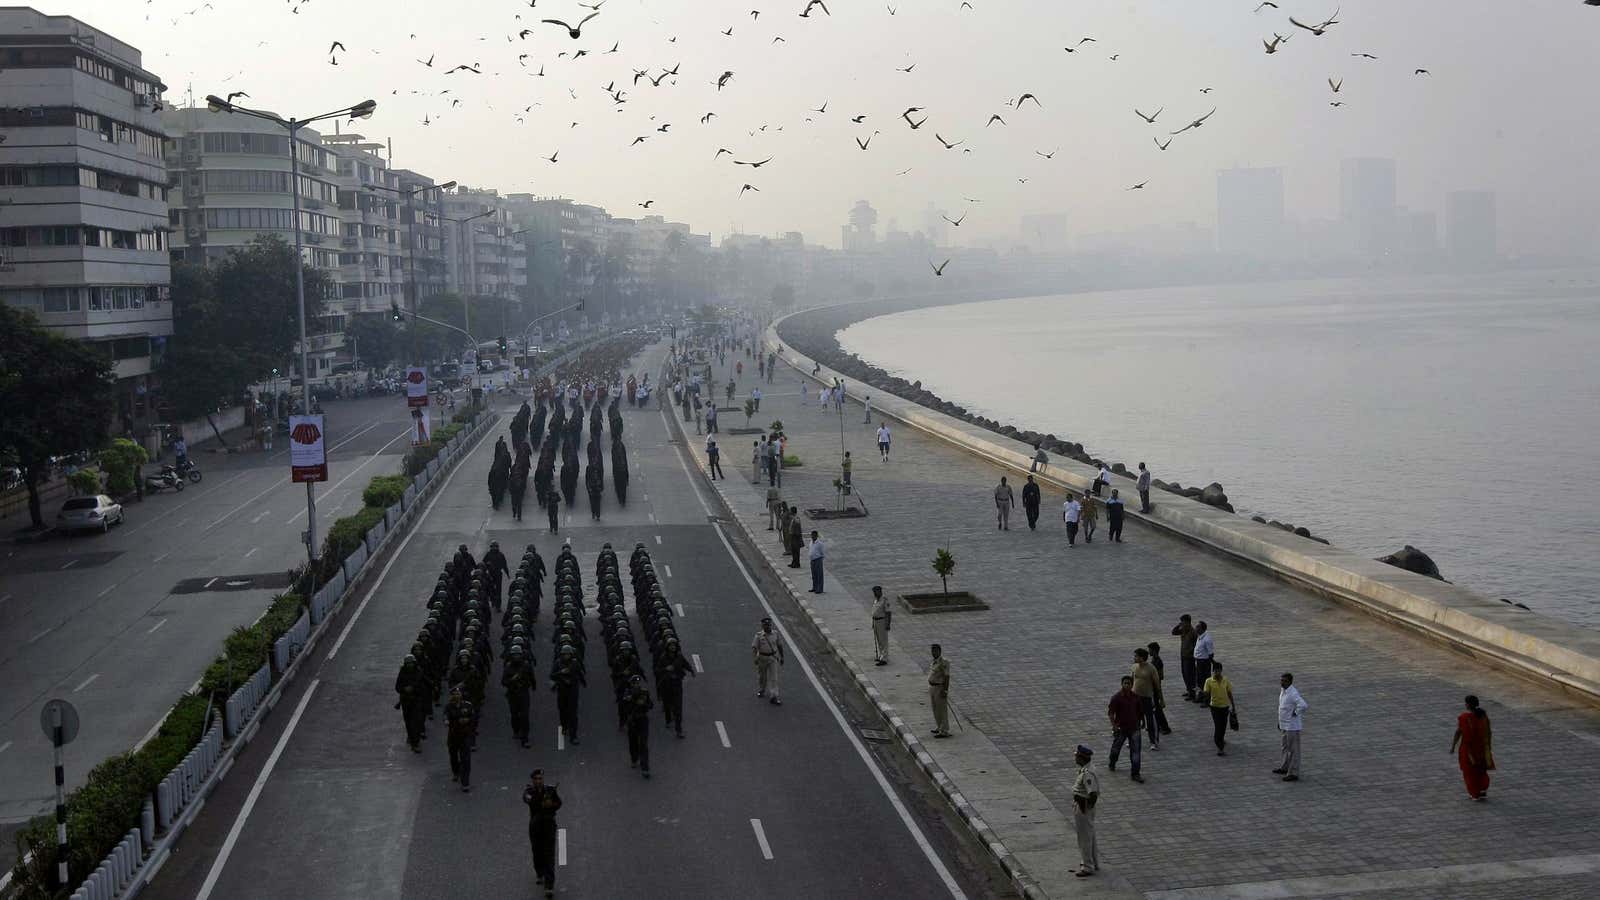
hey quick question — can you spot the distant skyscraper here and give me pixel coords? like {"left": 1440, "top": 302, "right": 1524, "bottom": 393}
{"left": 842, "top": 200, "right": 878, "bottom": 251}
{"left": 1216, "top": 167, "right": 1285, "bottom": 256}
{"left": 1445, "top": 191, "right": 1497, "bottom": 261}
{"left": 1340, "top": 158, "right": 1397, "bottom": 257}
{"left": 922, "top": 204, "right": 949, "bottom": 248}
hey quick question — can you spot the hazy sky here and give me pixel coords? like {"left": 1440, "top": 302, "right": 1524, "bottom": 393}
{"left": 54, "top": 0, "right": 1600, "bottom": 252}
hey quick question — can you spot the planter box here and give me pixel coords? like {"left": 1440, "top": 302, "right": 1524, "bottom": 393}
{"left": 899, "top": 591, "right": 989, "bottom": 614}
{"left": 726, "top": 427, "right": 766, "bottom": 435}
{"left": 806, "top": 507, "right": 868, "bottom": 520}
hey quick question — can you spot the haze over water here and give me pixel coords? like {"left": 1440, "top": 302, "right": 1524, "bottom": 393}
{"left": 839, "top": 270, "right": 1600, "bottom": 628}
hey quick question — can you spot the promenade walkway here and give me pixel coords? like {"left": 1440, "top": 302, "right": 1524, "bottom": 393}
{"left": 680, "top": 343, "right": 1600, "bottom": 899}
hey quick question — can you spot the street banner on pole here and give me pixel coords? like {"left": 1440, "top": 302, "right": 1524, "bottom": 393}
{"left": 410, "top": 407, "right": 432, "bottom": 446}
{"left": 405, "top": 367, "right": 428, "bottom": 408}
{"left": 289, "top": 415, "right": 328, "bottom": 482}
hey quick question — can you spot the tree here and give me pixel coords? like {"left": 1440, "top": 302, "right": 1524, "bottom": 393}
{"left": 161, "top": 235, "right": 330, "bottom": 420}
{"left": 343, "top": 313, "right": 402, "bottom": 369}
{"left": 0, "top": 305, "right": 116, "bottom": 527}
{"left": 98, "top": 438, "right": 148, "bottom": 496}
{"left": 931, "top": 547, "right": 956, "bottom": 595}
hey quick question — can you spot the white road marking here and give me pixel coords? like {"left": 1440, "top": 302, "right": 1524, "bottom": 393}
{"left": 715, "top": 720, "right": 731, "bottom": 748}
{"left": 27, "top": 626, "right": 56, "bottom": 644}
{"left": 211, "top": 423, "right": 404, "bottom": 530}
{"left": 204, "top": 577, "right": 219, "bottom": 589}
{"left": 72, "top": 673, "right": 100, "bottom": 692}
{"left": 648, "top": 512, "right": 656, "bottom": 523}
{"left": 0, "top": 741, "right": 13, "bottom": 755}
{"left": 750, "top": 818, "right": 773, "bottom": 860}
{"left": 0, "top": 594, "right": 12, "bottom": 605}
{"left": 558, "top": 829, "right": 567, "bottom": 866}
{"left": 675, "top": 603, "right": 685, "bottom": 617}
{"left": 97, "top": 584, "right": 116, "bottom": 598}
{"left": 643, "top": 493, "right": 649, "bottom": 502}
{"left": 153, "top": 552, "right": 170, "bottom": 563}
{"left": 327, "top": 426, "right": 493, "bottom": 661}
{"left": 147, "top": 618, "right": 168, "bottom": 635}
{"left": 250, "top": 511, "right": 270, "bottom": 524}
{"left": 243, "top": 547, "right": 258, "bottom": 559}
{"left": 654, "top": 535, "right": 662, "bottom": 545}
{"left": 663, "top": 564, "right": 673, "bottom": 578}
{"left": 59, "top": 559, "right": 77, "bottom": 570}
{"left": 691, "top": 653, "right": 703, "bottom": 673}
{"left": 195, "top": 678, "right": 321, "bottom": 900}
{"left": 557, "top": 726, "right": 565, "bottom": 751}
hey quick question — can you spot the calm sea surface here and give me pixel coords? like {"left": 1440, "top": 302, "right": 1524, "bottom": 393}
{"left": 837, "top": 270, "right": 1600, "bottom": 628}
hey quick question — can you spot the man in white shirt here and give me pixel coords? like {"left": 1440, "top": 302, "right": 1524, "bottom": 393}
{"left": 1063, "top": 496, "right": 1082, "bottom": 546}
{"left": 751, "top": 386, "right": 762, "bottom": 412}
{"left": 808, "top": 530, "right": 826, "bottom": 594}
{"left": 1094, "top": 464, "right": 1111, "bottom": 496}
{"left": 1274, "top": 673, "right": 1308, "bottom": 781}
{"left": 876, "top": 423, "right": 891, "bottom": 461}
{"left": 1192, "top": 622, "right": 1215, "bottom": 702}
{"left": 862, "top": 395, "right": 872, "bottom": 424}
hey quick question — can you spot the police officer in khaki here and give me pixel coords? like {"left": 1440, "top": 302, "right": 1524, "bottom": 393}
{"left": 870, "top": 586, "right": 892, "bottom": 666}
{"left": 928, "top": 644, "right": 952, "bottom": 737}
{"left": 752, "top": 617, "right": 784, "bottom": 705}
{"left": 1072, "top": 744, "right": 1101, "bottom": 877}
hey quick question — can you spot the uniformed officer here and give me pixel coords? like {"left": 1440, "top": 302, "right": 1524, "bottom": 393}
{"left": 503, "top": 647, "right": 535, "bottom": 748}
{"left": 928, "top": 644, "right": 952, "bottom": 738}
{"left": 445, "top": 686, "right": 475, "bottom": 792}
{"left": 1072, "top": 745, "right": 1101, "bottom": 877}
{"left": 483, "top": 541, "right": 510, "bottom": 610}
{"left": 869, "top": 585, "right": 892, "bottom": 666}
{"left": 546, "top": 491, "right": 561, "bottom": 534}
{"left": 394, "top": 655, "right": 429, "bottom": 751}
{"left": 524, "top": 769, "right": 563, "bottom": 897}
{"left": 752, "top": 617, "right": 784, "bottom": 705}
{"left": 655, "top": 637, "right": 695, "bottom": 738}
{"left": 552, "top": 646, "right": 585, "bottom": 745}
{"left": 623, "top": 673, "right": 653, "bottom": 778}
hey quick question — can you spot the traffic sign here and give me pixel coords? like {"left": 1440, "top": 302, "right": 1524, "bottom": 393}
{"left": 289, "top": 414, "right": 328, "bottom": 483}
{"left": 41, "top": 699, "right": 79, "bottom": 745}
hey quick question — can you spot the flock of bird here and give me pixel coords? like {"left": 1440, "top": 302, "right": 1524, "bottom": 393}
{"left": 141, "top": 1, "right": 1600, "bottom": 278}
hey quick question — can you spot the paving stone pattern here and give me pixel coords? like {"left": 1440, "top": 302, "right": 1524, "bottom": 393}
{"left": 732, "top": 358, "right": 1600, "bottom": 897}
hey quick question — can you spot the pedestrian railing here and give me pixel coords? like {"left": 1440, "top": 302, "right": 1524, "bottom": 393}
{"left": 364, "top": 520, "right": 386, "bottom": 556}
{"left": 154, "top": 721, "right": 222, "bottom": 831}
{"left": 402, "top": 483, "right": 417, "bottom": 509}
{"left": 67, "top": 826, "right": 143, "bottom": 900}
{"left": 223, "top": 663, "right": 270, "bottom": 739}
{"left": 342, "top": 543, "right": 368, "bottom": 584}
{"left": 425, "top": 458, "right": 440, "bottom": 479}
{"left": 385, "top": 502, "right": 402, "bottom": 531}
{"left": 271, "top": 610, "right": 311, "bottom": 675}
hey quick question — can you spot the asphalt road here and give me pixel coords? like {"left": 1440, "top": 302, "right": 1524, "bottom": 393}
{"left": 0, "top": 393, "right": 425, "bottom": 868}
{"left": 142, "top": 343, "right": 997, "bottom": 900}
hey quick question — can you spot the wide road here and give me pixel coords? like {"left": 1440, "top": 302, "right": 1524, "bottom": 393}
{"left": 144, "top": 341, "right": 994, "bottom": 900}
{"left": 0, "top": 393, "right": 423, "bottom": 868}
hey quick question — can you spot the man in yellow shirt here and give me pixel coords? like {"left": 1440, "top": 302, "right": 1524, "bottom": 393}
{"left": 1204, "top": 662, "right": 1236, "bottom": 756}
{"left": 1131, "top": 648, "right": 1162, "bottom": 750}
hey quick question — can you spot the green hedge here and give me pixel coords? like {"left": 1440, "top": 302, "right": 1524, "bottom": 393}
{"left": 315, "top": 505, "right": 384, "bottom": 584}
{"left": 402, "top": 421, "right": 465, "bottom": 476}
{"left": 361, "top": 474, "right": 408, "bottom": 509}
{"left": 198, "top": 592, "right": 305, "bottom": 703}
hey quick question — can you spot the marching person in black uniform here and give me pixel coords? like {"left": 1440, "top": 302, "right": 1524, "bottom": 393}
{"left": 655, "top": 637, "right": 695, "bottom": 738}
{"left": 503, "top": 646, "right": 535, "bottom": 748}
{"left": 524, "top": 769, "right": 563, "bottom": 898}
{"left": 483, "top": 541, "right": 510, "bottom": 611}
{"left": 546, "top": 491, "right": 561, "bottom": 535}
{"left": 395, "top": 655, "right": 430, "bottom": 752}
{"left": 623, "top": 673, "right": 653, "bottom": 778}
{"left": 445, "top": 686, "right": 475, "bottom": 792}
{"left": 552, "top": 646, "right": 584, "bottom": 745}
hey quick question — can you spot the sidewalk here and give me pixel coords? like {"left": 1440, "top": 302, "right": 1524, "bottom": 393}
{"left": 671, "top": 347, "right": 1600, "bottom": 899}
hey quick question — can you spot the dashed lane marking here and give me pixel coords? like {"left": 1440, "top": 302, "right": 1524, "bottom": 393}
{"left": 59, "top": 559, "right": 77, "bottom": 570}
{"left": 0, "top": 741, "right": 11, "bottom": 755}
{"left": 558, "top": 829, "right": 567, "bottom": 866}
{"left": 250, "top": 510, "right": 270, "bottom": 524}
{"left": 147, "top": 618, "right": 168, "bottom": 635}
{"left": 750, "top": 819, "right": 773, "bottom": 860}
{"left": 675, "top": 603, "right": 685, "bottom": 617}
{"left": 97, "top": 584, "right": 115, "bottom": 598}
{"left": 654, "top": 535, "right": 662, "bottom": 545}
{"left": 244, "top": 547, "right": 258, "bottom": 559}
{"left": 72, "top": 673, "right": 100, "bottom": 692}
{"left": 691, "top": 653, "right": 703, "bottom": 673}
{"left": 663, "top": 564, "right": 672, "bottom": 578}
{"left": 716, "top": 720, "right": 731, "bottom": 748}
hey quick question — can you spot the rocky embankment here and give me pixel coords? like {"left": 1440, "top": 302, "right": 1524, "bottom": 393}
{"left": 776, "top": 302, "right": 1449, "bottom": 579}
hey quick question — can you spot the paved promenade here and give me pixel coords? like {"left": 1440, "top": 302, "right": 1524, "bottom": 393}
{"left": 683, "top": 343, "right": 1600, "bottom": 898}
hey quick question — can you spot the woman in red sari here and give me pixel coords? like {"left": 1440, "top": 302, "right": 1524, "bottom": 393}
{"left": 1450, "top": 695, "right": 1494, "bottom": 800}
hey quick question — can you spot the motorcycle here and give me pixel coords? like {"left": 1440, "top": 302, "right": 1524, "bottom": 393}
{"left": 175, "top": 458, "right": 203, "bottom": 484}
{"left": 144, "top": 465, "right": 185, "bottom": 493}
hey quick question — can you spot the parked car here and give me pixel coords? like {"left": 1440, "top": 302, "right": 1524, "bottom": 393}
{"left": 57, "top": 495, "right": 124, "bottom": 534}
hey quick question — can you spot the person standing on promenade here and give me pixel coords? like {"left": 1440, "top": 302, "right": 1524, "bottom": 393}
{"left": 1136, "top": 462, "right": 1153, "bottom": 513}
{"left": 1451, "top": 695, "right": 1495, "bottom": 800}
{"left": 1071, "top": 746, "right": 1100, "bottom": 878}
{"left": 808, "top": 529, "right": 827, "bottom": 593}
{"left": 877, "top": 423, "right": 892, "bottom": 461}
{"left": 1022, "top": 475, "right": 1042, "bottom": 530}
{"left": 1171, "top": 615, "right": 1198, "bottom": 700}
{"left": 754, "top": 439, "right": 765, "bottom": 484}
{"left": 1030, "top": 443, "right": 1049, "bottom": 474}
{"left": 1107, "top": 675, "right": 1145, "bottom": 782}
{"left": 841, "top": 451, "right": 853, "bottom": 492}
{"left": 1106, "top": 489, "right": 1126, "bottom": 542}
{"left": 751, "top": 386, "right": 762, "bottom": 412}
{"left": 1193, "top": 621, "right": 1215, "bottom": 703}
{"left": 1204, "top": 662, "right": 1236, "bottom": 756}
{"left": 800, "top": 381, "right": 808, "bottom": 406}
{"left": 863, "top": 395, "right": 873, "bottom": 424}
{"left": 523, "top": 770, "right": 562, "bottom": 898}
{"left": 1147, "top": 642, "right": 1173, "bottom": 736}
{"left": 1080, "top": 490, "right": 1099, "bottom": 543}
{"left": 1131, "top": 648, "right": 1162, "bottom": 750}
{"left": 1093, "top": 463, "right": 1111, "bottom": 497}
{"left": 753, "top": 617, "right": 784, "bottom": 705}
{"left": 870, "top": 586, "right": 892, "bottom": 665}
{"left": 1063, "top": 493, "right": 1082, "bottom": 546}
{"left": 787, "top": 506, "right": 803, "bottom": 569}
{"left": 994, "top": 476, "right": 1016, "bottom": 530}
{"left": 1274, "top": 673, "right": 1308, "bottom": 781}
{"left": 768, "top": 436, "right": 782, "bottom": 488}
{"left": 928, "top": 644, "right": 952, "bottom": 737}
{"left": 706, "top": 435, "right": 725, "bottom": 480}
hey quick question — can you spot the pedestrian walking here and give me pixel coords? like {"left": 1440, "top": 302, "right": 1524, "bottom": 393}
{"left": 767, "top": 437, "right": 781, "bottom": 487}
{"left": 808, "top": 530, "right": 826, "bottom": 593}
{"left": 693, "top": 395, "right": 703, "bottom": 434}
{"left": 870, "top": 585, "right": 892, "bottom": 665}
{"left": 1021, "top": 475, "right": 1042, "bottom": 530}
{"left": 1147, "top": 642, "right": 1173, "bottom": 735}
{"left": 546, "top": 491, "right": 560, "bottom": 535}
{"left": 1106, "top": 489, "right": 1126, "bottom": 542}
{"left": 800, "top": 381, "right": 808, "bottom": 405}
{"left": 1080, "top": 491, "right": 1099, "bottom": 543}
{"left": 1274, "top": 673, "right": 1307, "bottom": 781}
{"left": 445, "top": 686, "right": 475, "bottom": 792}
{"left": 1171, "top": 615, "right": 1198, "bottom": 700}
{"left": 705, "top": 403, "right": 718, "bottom": 434}
{"left": 523, "top": 770, "right": 562, "bottom": 897}
{"left": 623, "top": 674, "right": 653, "bottom": 778}
{"left": 877, "top": 423, "right": 892, "bottom": 461}
{"left": 1204, "top": 662, "right": 1236, "bottom": 755}
{"left": 1131, "top": 648, "right": 1162, "bottom": 749}
{"left": 1451, "top": 695, "right": 1495, "bottom": 800}
{"left": 993, "top": 476, "right": 1016, "bottom": 530}
{"left": 862, "top": 395, "right": 872, "bottom": 424}
{"left": 928, "top": 644, "right": 952, "bottom": 737}
{"left": 1063, "top": 494, "right": 1082, "bottom": 546}
{"left": 1107, "top": 675, "right": 1144, "bottom": 782}
{"left": 751, "top": 386, "right": 762, "bottom": 412}
{"left": 752, "top": 617, "right": 784, "bottom": 705}
{"left": 1093, "top": 463, "right": 1111, "bottom": 497}
{"left": 1193, "top": 621, "right": 1215, "bottom": 702}
{"left": 706, "top": 436, "right": 725, "bottom": 480}
{"left": 1071, "top": 746, "right": 1100, "bottom": 877}
{"left": 1136, "top": 462, "right": 1153, "bottom": 513}
{"left": 753, "top": 440, "right": 764, "bottom": 484}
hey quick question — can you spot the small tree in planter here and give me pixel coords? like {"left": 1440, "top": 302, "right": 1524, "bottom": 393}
{"left": 67, "top": 469, "right": 101, "bottom": 496}
{"left": 769, "top": 419, "right": 784, "bottom": 434}
{"left": 98, "top": 438, "right": 149, "bottom": 496}
{"left": 743, "top": 398, "right": 756, "bottom": 427}
{"left": 931, "top": 547, "right": 956, "bottom": 595}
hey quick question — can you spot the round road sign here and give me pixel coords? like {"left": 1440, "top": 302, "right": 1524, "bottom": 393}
{"left": 40, "top": 698, "right": 80, "bottom": 745}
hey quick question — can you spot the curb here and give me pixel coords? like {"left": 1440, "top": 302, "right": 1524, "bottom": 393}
{"left": 663, "top": 396, "right": 1049, "bottom": 900}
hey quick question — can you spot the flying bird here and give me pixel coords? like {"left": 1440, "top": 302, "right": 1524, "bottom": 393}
{"left": 328, "top": 41, "right": 345, "bottom": 54}
{"left": 813, "top": 102, "right": 827, "bottom": 113}
{"left": 734, "top": 157, "right": 773, "bottom": 168}
{"left": 1199, "top": 87, "right": 1213, "bottom": 94}
{"left": 717, "top": 71, "right": 734, "bottom": 90}
{"left": 1289, "top": 8, "right": 1340, "bottom": 36}
{"left": 722, "top": 26, "right": 734, "bottom": 36}
{"left": 1154, "top": 137, "right": 1171, "bottom": 150}
{"left": 935, "top": 133, "right": 963, "bottom": 149}
{"left": 578, "top": 0, "right": 606, "bottom": 8}
{"left": 901, "top": 107, "right": 924, "bottom": 121}
{"left": 1329, "top": 101, "right": 1346, "bottom": 107}
{"left": 1135, "top": 107, "right": 1163, "bottom": 124}
{"left": 855, "top": 133, "right": 875, "bottom": 150}
{"left": 751, "top": 9, "right": 760, "bottom": 17}
{"left": 1108, "top": 54, "right": 1120, "bottom": 61}
{"left": 639, "top": 200, "right": 654, "bottom": 208}
{"left": 225, "top": 91, "right": 249, "bottom": 102}
{"left": 1351, "top": 52, "right": 1378, "bottom": 59}
{"left": 1035, "top": 149, "right": 1056, "bottom": 159}
{"left": 657, "top": 123, "right": 671, "bottom": 132}
{"left": 544, "top": 150, "right": 559, "bottom": 163}
{"left": 986, "top": 114, "right": 1006, "bottom": 127}
{"left": 1328, "top": 77, "right": 1342, "bottom": 93}
{"left": 799, "top": 0, "right": 830, "bottom": 17}
{"left": 897, "top": 63, "right": 916, "bottom": 73}
{"left": 714, "top": 148, "right": 733, "bottom": 159}
{"left": 930, "top": 259, "right": 950, "bottom": 276}
{"left": 942, "top": 212, "right": 966, "bottom": 227}
{"left": 907, "top": 115, "right": 928, "bottom": 129}
{"left": 1127, "top": 181, "right": 1149, "bottom": 191}
{"left": 701, "top": 112, "right": 717, "bottom": 124}
{"left": 542, "top": 12, "right": 599, "bottom": 39}
{"left": 446, "top": 63, "right": 481, "bottom": 74}
{"left": 851, "top": 114, "right": 867, "bottom": 123}
{"left": 630, "top": 135, "right": 647, "bottom": 145}
{"left": 418, "top": 54, "right": 434, "bottom": 67}
{"left": 1015, "top": 93, "right": 1041, "bottom": 108}
{"left": 739, "top": 183, "right": 760, "bottom": 196}
{"left": 772, "top": 37, "right": 786, "bottom": 43}
{"left": 1414, "top": 68, "right": 1430, "bottom": 75}
{"left": 1264, "top": 34, "right": 1286, "bottom": 54}
{"left": 1254, "top": 1, "right": 1278, "bottom": 10}
{"left": 1169, "top": 107, "right": 1216, "bottom": 134}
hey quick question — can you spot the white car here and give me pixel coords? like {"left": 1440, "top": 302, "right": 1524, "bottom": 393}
{"left": 57, "top": 495, "right": 124, "bottom": 534}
